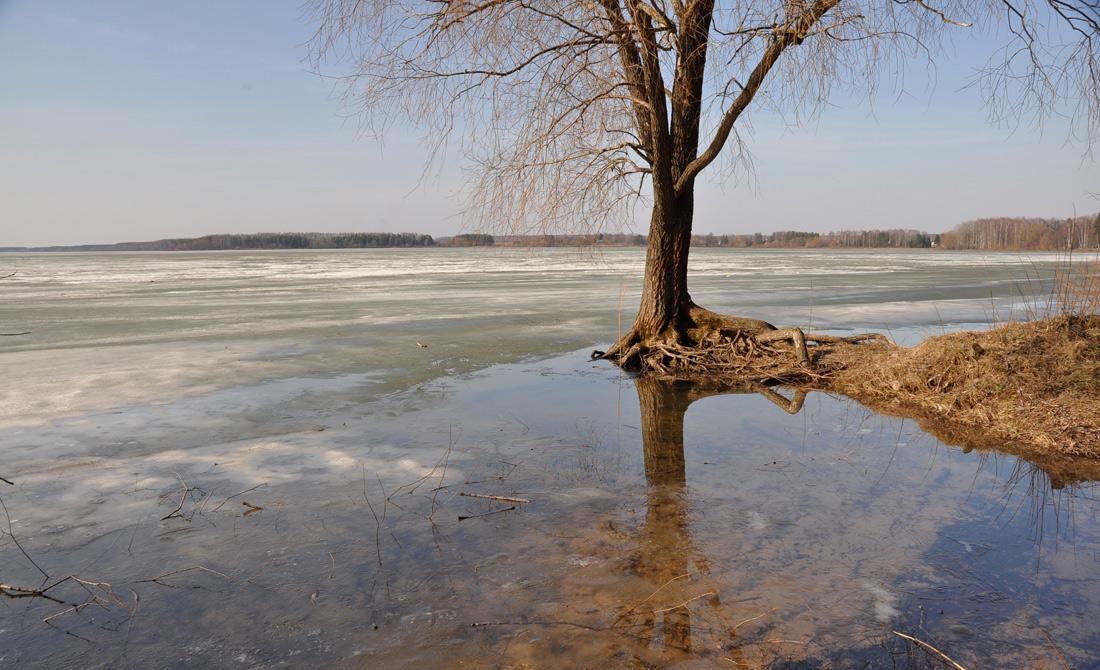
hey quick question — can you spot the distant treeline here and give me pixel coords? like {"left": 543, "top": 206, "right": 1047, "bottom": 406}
{"left": 939, "top": 215, "right": 1100, "bottom": 251}
{"left": 4, "top": 232, "right": 436, "bottom": 252}
{"left": 4, "top": 214, "right": 1096, "bottom": 252}
{"left": 490, "top": 233, "right": 644, "bottom": 247}
{"left": 448, "top": 233, "right": 496, "bottom": 247}
{"left": 689, "top": 230, "right": 937, "bottom": 248}
{"left": 689, "top": 213, "right": 1100, "bottom": 250}
{"left": 133, "top": 232, "right": 437, "bottom": 250}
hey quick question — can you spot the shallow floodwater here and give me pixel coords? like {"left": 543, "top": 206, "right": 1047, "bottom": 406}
{"left": 1, "top": 248, "right": 1098, "bottom": 668}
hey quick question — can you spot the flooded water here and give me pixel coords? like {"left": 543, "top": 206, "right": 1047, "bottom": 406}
{"left": 1, "top": 248, "right": 1098, "bottom": 668}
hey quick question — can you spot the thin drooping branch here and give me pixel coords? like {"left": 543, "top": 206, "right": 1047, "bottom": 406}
{"left": 981, "top": 0, "right": 1100, "bottom": 148}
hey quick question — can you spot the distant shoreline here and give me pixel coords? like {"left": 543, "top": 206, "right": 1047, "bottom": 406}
{"left": 4, "top": 243, "right": 1098, "bottom": 253}
{"left": 4, "top": 212, "right": 1097, "bottom": 253}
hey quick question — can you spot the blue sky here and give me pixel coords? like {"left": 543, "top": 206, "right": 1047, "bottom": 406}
{"left": 0, "top": 1, "right": 1096, "bottom": 247}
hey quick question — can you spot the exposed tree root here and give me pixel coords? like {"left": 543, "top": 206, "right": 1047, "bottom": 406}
{"left": 594, "top": 311, "right": 895, "bottom": 385}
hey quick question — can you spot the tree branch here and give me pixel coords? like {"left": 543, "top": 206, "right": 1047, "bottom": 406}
{"left": 676, "top": 0, "right": 841, "bottom": 195}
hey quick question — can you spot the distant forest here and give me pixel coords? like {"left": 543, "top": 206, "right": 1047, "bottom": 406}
{"left": 4, "top": 232, "right": 436, "bottom": 252}
{"left": 687, "top": 214, "right": 1100, "bottom": 250}
{"left": 499, "top": 213, "right": 1100, "bottom": 250}
{"left": 3, "top": 214, "right": 1097, "bottom": 252}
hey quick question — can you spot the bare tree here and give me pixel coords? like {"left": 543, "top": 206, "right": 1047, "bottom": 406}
{"left": 307, "top": 0, "right": 1099, "bottom": 367}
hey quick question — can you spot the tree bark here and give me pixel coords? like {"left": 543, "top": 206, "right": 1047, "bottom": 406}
{"left": 600, "top": 187, "right": 775, "bottom": 365}
{"left": 599, "top": 0, "right": 779, "bottom": 365}
{"left": 634, "top": 190, "right": 695, "bottom": 342}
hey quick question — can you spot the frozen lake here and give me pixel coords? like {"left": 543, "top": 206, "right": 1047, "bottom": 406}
{"left": 0, "top": 247, "right": 1069, "bottom": 427}
{"left": 1, "top": 248, "right": 1098, "bottom": 667}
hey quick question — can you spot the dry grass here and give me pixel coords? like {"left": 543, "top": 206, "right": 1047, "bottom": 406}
{"left": 640, "top": 313, "right": 1100, "bottom": 462}
{"left": 636, "top": 257, "right": 1100, "bottom": 467}
{"left": 1057, "top": 255, "right": 1100, "bottom": 318}
{"left": 635, "top": 313, "right": 1100, "bottom": 460}
{"left": 827, "top": 314, "right": 1100, "bottom": 458}
{"left": 826, "top": 255, "right": 1100, "bottom": 460}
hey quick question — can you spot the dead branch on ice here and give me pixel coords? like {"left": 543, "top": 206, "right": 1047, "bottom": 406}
{"left": 459, "top": 492, "right": 532, "bottom": 504}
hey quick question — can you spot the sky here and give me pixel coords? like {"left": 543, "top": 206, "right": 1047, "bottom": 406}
{"left": 0, "top": 0, "right": 1096, "bottom": 247}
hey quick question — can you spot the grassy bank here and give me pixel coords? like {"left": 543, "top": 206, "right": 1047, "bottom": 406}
{"left": 830, "top": 256, "right": 1100, "bottom": 463}
{"left": 637, "top": 255, "right": 1100, "bottom": 474}
{"left": 830, "top": 315, "right": 1100, "bottom": 460}
{"left": 628, "top": 314, "right": 1100, "bottom": 464}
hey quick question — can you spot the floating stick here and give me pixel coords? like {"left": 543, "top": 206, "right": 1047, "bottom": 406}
{"left": 459, "top": 492, "right": 531, "bottom": 504}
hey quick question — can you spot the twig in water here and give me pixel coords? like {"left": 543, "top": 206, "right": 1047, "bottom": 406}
{"left": 190, "top": 489, "right": 215, "bottom": 521}
{"left": 328, "top": 552, "right": 336, "bottom": 580}
{"left": 470, "top": 619, "right": 603, "bottom": 632}
{"left": 138, "top": 565, "right": 231, "bottom": 585}
{"left": 73, "top": 577, "right": 132, "bottom": 613}
{"left": 0, "top": 496, "right": 50, "bottom": 583}
{"left": 107, "top": 588, "right": 141, "bottom": 667}
{"left": 459, "top": 492, "right": 532, "bottom": 504}
{"left": 360, "top": 464, "right": 386, "bottom": 566}
{"left": 429, "top": 430, "right": 458, "bottom": 521}
{"left": 1020, "top": 609, "right": 1070, "bottom": 670}
{"left": 247, "top": 557, "right": 276, "bottom": 583}
{"left": 43, "top": 601, "right": 91, "bottom": 623}
{"left": 391, "top": 427, "right": 471, "bottom": 504}
{"left": 614, "top": 571, "right": 699, "bottom": 626}
{"left": 458, "top": 505, "right": 515, "bottom": 521}
{"left": 405, "top": 426, "right": 478, "bottom": 524}
{"left": 1, "top": 581, "right": 68, "bottom": 604}
{"left": 733, "top": 606, "right": 780, "bottom": 630}
{"left": 212, "top": 483, "right": 268, "bottom": 512}
{"left": 0, "top": 476, "right": 13, "bottom": 485}
{"left": 893, "top": 631, "right": 968, "bottom": 670}
{"left": 0, "top": 582, "right": 48, "bottom": 595}
{"left": 508, "top": 413, "right": 530, "bottom": 432}
{"left": 652, "top": 591, "right": 717, "bottom": 614}
{"left": 160, "top": 469, "right": 191, "bottom": 520}
{"left": 242, "top": 502, "right": 263, "bottom": 516}
{"left": 274, "top": 494, "right": 288, "bottom": 531}
{"left": 497, "top": 461, "right": 519, "bottom": 481}
{"left": 429, "top": 451, "right": 480, "bottom": 522}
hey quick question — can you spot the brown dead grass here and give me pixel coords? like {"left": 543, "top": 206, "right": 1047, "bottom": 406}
{"left": 825, "top": 315, "right": 1100, "bottom": 460}
{"left": 642, "top": 310, "right": 1100, "bottom": 480}
{"left": 635, "top": 258, "right": 1100, "bottom": 472}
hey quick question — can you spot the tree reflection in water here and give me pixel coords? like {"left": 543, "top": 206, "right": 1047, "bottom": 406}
{"left": 619, "top": 377, "right": 807, "bottom": 665}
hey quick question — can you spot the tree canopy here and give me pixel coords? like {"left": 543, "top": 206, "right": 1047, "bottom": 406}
{"left": 309, "top": 0, "right": 1097, "bottom": 234}
{"left": 308, "top": 0, "right": 1099, "bottom": 364}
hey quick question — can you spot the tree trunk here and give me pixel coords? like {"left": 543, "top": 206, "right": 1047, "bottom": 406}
{"left": 598, "top": 188, "right": 776, "bottom": 366}
{"left": 634, "top": 190, "right": 695, "bottom": 342}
